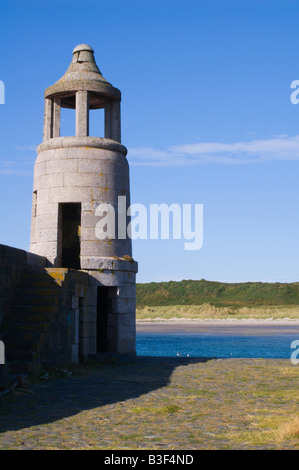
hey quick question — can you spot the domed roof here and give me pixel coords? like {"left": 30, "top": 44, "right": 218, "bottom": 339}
{"left": 44, "top": 44, "right": 121, "bottom": 105}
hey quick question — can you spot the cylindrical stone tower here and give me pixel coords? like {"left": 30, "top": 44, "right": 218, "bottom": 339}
{"left": 30, "top": 44, "right": 138, "bottom": 357}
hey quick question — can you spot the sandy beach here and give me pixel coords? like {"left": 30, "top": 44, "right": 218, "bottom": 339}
{"left": 136, "top": 318, "right": 299, "bottom": 336}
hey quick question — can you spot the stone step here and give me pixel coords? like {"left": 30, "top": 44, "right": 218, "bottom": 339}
{"left": 6, "top": 350, "right": 39, "bottom": 363}
{"left": 16, "top": 280, "right": 61, "bottom": 289}
{"left": 8, "top": 361, "right": 37, "bottom": 374}
{"left": 21, "top": 267, "right": 68, "bottom": 285}
{"left": 12, "top": 305, "right": 59, "bottom": 315}
{"left": 4, "top": 313, "right": 60, "bottom": 324}
{"left": 46, "top": 268, "right": 69, "bottom": 275}
{"left": 14, "top": 296, "right": 58, "bottom": 306}
{"left": 21, "top": 266, "right": 64, "bottom": 277}
{"left": 46, "top": 269, "right": 68, "bottom": 283}
{"left": 3, "top": 331, "right": 47, "bottom": 343}
{"left": 4, "top": 341, "right": 42, "bottom": 352}
{"left": 15, "top": 287, "right": 60, "bottom": 297}
{"left": 21, "top": 273, "right": 61, "bottom": 285}
{"left": 1, "top": 322, "right": 52, "bottom": 333}
{"left": 20, "top": 272, "right": 55, "bottom": 281}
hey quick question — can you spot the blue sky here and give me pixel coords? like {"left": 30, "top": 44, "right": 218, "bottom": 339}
{"left": 0, "top": 0, "right": 299, "bottom": 283}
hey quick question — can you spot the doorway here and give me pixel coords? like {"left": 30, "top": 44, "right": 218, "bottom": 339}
{"left": 59, "top": 203, "right": 81, "bottom": 269}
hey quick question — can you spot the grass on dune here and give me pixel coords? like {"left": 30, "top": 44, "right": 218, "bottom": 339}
{"left": 136, "top": 304, "right": 299, "bottom": 321}
{"left": 136, "top": 279, "right": 299, "bottom": 320}
{"left": 136, "top": 279, "right": 299, "bottom": 307}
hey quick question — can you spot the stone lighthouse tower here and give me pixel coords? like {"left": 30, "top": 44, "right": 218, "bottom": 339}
{"left": 30, "top": 44, "right": 138, "bottom": 358}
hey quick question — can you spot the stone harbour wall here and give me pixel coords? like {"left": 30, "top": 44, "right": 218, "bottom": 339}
{"left": 0, "top": 245, "right": 90, "bottom": 389}
{"left": 0, "top": 244, "right": 48, "bottom": 388}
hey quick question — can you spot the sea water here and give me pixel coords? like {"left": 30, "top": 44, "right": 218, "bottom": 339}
{"left": 136, "top": 333, "right": 299, "bottom": 358}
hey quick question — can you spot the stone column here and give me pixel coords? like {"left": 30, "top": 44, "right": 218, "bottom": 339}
{"left": 104, "top": 101, "right": 111, "bottom": 138}
{"left": 76, "top": 91, "right": 89, "bottom": 137}
{"left": 110, "top": 100, "right": 121, "bottom": 142}
{"left": 53, "top": 98, "right": 61, "bottom": 138}
{"left": 43, "top": 98, "right": 53, "bottom": 141}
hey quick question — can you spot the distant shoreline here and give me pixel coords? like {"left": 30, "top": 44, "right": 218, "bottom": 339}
{"left": 136, "top": 318, "right": 299, "bottom": 324}
{"left": 136, "top": 318, "right": 299, "bottom": 336}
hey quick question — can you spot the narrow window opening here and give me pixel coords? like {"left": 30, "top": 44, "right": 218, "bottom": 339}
{"left": 32, "top": 190, "right": 37, "bottom": 217}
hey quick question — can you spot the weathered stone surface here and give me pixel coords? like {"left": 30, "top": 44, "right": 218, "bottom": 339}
{"left": 80, "top": 337, "right": 97, "bottom": 355}
{"left": 0, "top": 245, "right": 48, "bottom": 388}
{"left": 79, "top": 306, "right": 97, "bottom": 323}
{"left": 45, "top": 159, "right": 78, "bottom": 174}
{"left": 49, "top": 186, "right": 92, "bottom": 203}
{"left": 63, "top": 172, "right": 106, "bottom": 187}
{"left": 34, "top": 214, "right": 59, "bottom": 230}
{"left": 34, "top": 174, "right": 64, "bottom": 190}
{"left": 80, "top": 322, "right": 97, "bottom": 339}
{"left": 34, "top": 161, "right": 46, "bottom": 177}
{"left": 112, "top": 298, "right": 136, "bottom": 315}
{"left": 36, "top": 188, "right": 50, "bottom": 204}
{"left": 38, "top": 229, "right": 59, "bottom": 243}
{"left": 37, "top": 137, "right": 127, "bottom": 156}
{"left": 30, "top": 241, "right": 57, "bottom": 258}
{"left": 36, "top": 203, "right": 58, "bottom": 216}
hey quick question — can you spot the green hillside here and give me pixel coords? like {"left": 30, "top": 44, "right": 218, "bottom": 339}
{"left": 136, "top": 279, "right": 299, "bottom": 308}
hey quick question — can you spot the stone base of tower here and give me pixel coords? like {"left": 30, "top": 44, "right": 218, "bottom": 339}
{"left": 0, "top": 246, "right": 138, "bottom": 387}
{"left": 79, "top": 256, "right": 138, "bottom": 359}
